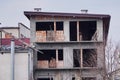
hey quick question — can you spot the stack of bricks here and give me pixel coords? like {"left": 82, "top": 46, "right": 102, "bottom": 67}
{"left": 5, "top": 33, "right": 12, "bottom": 38}
{"left": 57, "top": 61, "right": 64, "bottom": 68}
{"left": 37, "top": 60, "right": 49, "bottom": 68}
{"left": 55, "top": 31, "right": 64, "bottom": 41}
{"left": 46, "top": 31, "right": 55, "bottom": 41}
{"left": 49, "top": 58, "right": 56, "bottom": 68}
{"left": 36, "top": 31, "right": 46, "bottom": 42}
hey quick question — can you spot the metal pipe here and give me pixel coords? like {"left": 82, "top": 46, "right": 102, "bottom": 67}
{"left": 28, "top": 48, "right": 31, "bottom": 80}
{"left": 11, "top": 39, "right": 15, "bottom": 80}
{"left": 0, "top": 31, "right": 2, "bottom": 50}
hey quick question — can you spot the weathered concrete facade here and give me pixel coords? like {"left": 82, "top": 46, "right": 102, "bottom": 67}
{"left": 24, "top": 11, "right": 110, "bottom": 80}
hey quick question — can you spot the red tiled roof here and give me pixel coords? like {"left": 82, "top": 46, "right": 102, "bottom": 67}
{"left": 1, "top": 38, "right": 30, "bottom": 46}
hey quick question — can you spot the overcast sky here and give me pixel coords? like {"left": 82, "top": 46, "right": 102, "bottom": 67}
{"left": 0, "top": 0, "right": 120, "bottom": 42}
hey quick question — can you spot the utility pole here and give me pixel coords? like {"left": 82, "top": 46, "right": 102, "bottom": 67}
{"left": 11, "top": 39, "right": 15, "bottom": 80}
{"left": 0, "top": 23, "right": 1, "bottom": 50}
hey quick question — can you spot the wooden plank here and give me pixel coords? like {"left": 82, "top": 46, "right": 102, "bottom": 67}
{"left": 56, "top": 49, "right": 58, "bottom": 67}
{"left": 54, "top": 21, "right": 56, "bottom": 32}
{"left": 80, "top": 49, "right": 83, "bottom": 68}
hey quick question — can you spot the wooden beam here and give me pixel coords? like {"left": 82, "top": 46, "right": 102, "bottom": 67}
{"left": 56, "top": 49, "right": 58, "bottom": 68}
{"left": 54, "top": 21, "right": 56, "bottom": 32}
{"left": 80, "top": 49, "right": 83, "bottom": 68}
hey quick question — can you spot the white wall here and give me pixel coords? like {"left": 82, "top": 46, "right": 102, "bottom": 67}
{"left": 0, "top": 53, "right": 28, "bottom": 80}
{"left": 2, "top": 29, "right": 19, "bottom": 38}
{"left": 19, "top": 23, "right": 30, "bottom": 38}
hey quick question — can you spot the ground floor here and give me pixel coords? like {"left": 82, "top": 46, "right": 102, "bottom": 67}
{"left": 34, "top": 69, "right": 104, "bottom": 80}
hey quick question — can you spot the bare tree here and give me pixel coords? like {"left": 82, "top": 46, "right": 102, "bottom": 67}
{"left": 72, "top": 40, "right": 120, "bottom": 80}
{"left": 105, "top": 40, "right": 120, "bottom": 80}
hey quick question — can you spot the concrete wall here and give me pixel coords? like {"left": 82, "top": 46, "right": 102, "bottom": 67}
{"left": 35, "top": 69, "right": 99, "bottom": 80}
{"left": 1, "top": 28, "right": 19, "bottom": 38}
{"left": 18, "top": 23, "right": 30, "bottom": 38}
{"left": 30, "top": 17, "right": 36, "bottom": 44}
{"left": 64, "top": 47, "right": 73, "bottom": 68}
{"left": 64, "top": 21, "right": 70, "bottom": 41}
{"left": 97, "top": 20, "right": 103, "bottom": 41}
{"left": 0, "top": 52, "right": 28, "bottom": 80}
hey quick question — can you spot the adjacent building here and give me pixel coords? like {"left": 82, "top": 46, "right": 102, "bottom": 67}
{"left": 0, "top": 23, "right": 30, "bottom": 39}
{"left": 0, "top": 23, "right": 31, "bottom": 80}
{"left": 24, "top": 11, "right": 110, "bottom": 80}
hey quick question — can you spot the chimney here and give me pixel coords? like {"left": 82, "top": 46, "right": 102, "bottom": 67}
{"left": 34, "top": 8, "right": 42, "bottom": 12}
{"left": 81, "top": 9, "right": 88, "bottom": 14}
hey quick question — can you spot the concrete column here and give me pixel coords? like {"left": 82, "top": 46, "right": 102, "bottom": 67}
{"left": 97, "top": 20, "right": 103, "bottom": 41}
{"left": 62, "top": 71, "right": 72, "bottom": 80}
{"left": 97, "top": 45, "right": 104, "bottom": 68}
{"left": 64, "top": 21, "right": 70, "bottom": 41}
{"left": 63, "top": 47, "right": 73, "bottom": 68}
{"left": 30, "top": 17, "right": 36, "bottom": 44}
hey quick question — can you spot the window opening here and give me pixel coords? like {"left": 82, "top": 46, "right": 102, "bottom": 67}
{"left": 83, "top": 49, "right": 97, "bottom": 67}
{"left": 56, "top": 22, "right": 63, "bottom": 30}
{"left": 36, "top": 22, "right": 54, "bottom": 31}
{"left": 70, "top": 21, "right": 77, "bottom": 41}
{"left": 73, "top": 49, "right": 81, "bottom": 67}
{"left": 37, "top": 49, "right": 63, "bottom": 68}
{"left": 36, "top": 22, "right": 64, "bottom": 42}
{"left": 79, "top": 21, "right": 96, "bottom": 41}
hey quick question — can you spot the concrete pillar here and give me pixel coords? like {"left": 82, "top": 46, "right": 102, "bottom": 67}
{"left": 63, "top": 47, "right": 73, "bottom": 68}
{"left": 97, "top": 44, "right": 104, "bottom": 68}
{"left": 97, "top": 20, "right": 103, "bottom": 41}
{"left": 64, "top": 21, "right": 70, "bottom": 41}
{"left": 62, "top": 71, "right": 72, "bottom": 80}
{"left": 30, "top": 17, "right": 36, "bottom": 44}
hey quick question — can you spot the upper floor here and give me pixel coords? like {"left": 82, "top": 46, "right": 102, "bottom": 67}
{"left": 24, "top": 11, "right": 110, "bottom": 43}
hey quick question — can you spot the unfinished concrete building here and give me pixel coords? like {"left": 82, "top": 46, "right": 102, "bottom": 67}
{"left": 24, "top": 11, "right": 110, "bottom": 80}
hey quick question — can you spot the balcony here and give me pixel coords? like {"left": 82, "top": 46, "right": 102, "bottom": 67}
{"left": 37, "top": 49, "right": 64, "bottom": 69}
{"left": 37, "top": 60, "right": 64, "bottom": 69}
{"left": 35, "top": 21, "right": 102, "bottom": 43}
{"left": 36, "top": 30, "right": 65, "bottom": 42}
